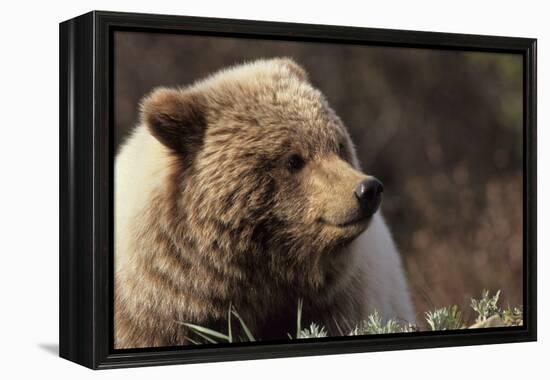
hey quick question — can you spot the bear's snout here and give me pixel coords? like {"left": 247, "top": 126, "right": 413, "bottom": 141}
{"left": 354, "top": 177, "right": 384, "bottom": 217}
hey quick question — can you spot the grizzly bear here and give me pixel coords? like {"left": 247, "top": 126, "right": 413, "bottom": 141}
{"left": 114, "top": 58, "right": 415, "bottom": 349}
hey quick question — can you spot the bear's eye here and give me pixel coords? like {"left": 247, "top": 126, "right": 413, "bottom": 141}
{"left": 337, "top": 142, "right": 347, "bottom": 158}
{"left": 337, "top": 142, "right": 351, "bottom": 162}
{"left": 287, "top": 154, "right": 305, "bottom": 172}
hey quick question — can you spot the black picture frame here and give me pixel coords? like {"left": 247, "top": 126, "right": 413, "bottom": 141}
{"left": 59, "top": 10, "right": 537, "bottom": 370}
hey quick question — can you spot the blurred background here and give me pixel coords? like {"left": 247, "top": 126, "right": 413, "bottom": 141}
{"left": 114, "top": 31, "right": 523, "bottom": 320}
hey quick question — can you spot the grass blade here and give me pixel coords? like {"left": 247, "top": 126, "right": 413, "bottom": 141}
{"left": 184, "top": 336, "right": 201, "bottom": 345}
{"left": 191, "top": 330, "right": 219, "bottom": 344}
{"left": 180, "top": 322, "right": 230, "bottom": 342}
{"left": 296, "top": 298, "right": 303, "bottom": 339}
{"left": 332, "top": 316, "right": 344, "bottom": 336}
{"left": 231, "top": 309, "right": 256, "bottom": 342}
{"left": 228, "top": 304, "right": 233, "bottom": 343}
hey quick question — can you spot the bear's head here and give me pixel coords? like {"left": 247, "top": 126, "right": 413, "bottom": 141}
{"left": 140, "top": 58, "right": 384, "bottom": 290}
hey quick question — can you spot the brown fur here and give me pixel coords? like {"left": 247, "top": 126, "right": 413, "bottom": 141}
{"left": 115, "top": 58, "right": 377, "bottom": 348}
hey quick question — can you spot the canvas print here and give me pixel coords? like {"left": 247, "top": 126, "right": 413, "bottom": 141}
{"left": 113, "top": 31, "right": 523, "bottom": 349}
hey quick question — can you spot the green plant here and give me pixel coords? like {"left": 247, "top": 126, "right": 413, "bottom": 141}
{"left": 299, "top": 323, "right": 328, "bottom": 338}
{"left": 349, "top": 310, "right": 405, "bottom": 335}
{"left": 471, "top": 290, "right": 501, "bottom": 323}
{"left": 501, "top": 306, "right": 523, "bottom": 326}
{"left": 425, "top": 305, "right": 463, "bottom": 331}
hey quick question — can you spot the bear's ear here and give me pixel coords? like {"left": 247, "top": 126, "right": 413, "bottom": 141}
{"left": 140, "top": 87, "right": 207, "bottom": 154}
{"left": 275, "top": 57, "right": 308, "bottom": 82}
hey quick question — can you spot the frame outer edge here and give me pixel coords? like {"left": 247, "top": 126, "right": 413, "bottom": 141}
{"left": 59, "top": 16, "right": 72, "bottom": 362}
{"left": 59, "top": 11, "right": 96, "bottom": 369}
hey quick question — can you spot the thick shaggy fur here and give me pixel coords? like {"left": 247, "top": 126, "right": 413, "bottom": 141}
{"left": 115, "top": 58, "right": 415, "bottom": 348}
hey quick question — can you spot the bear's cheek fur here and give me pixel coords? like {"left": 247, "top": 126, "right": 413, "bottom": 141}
{"left": 260, "top": 163, "right": 367, "bottom": 258}
{"left": 186, "top": 176, "right": 274, "bottom": 226}
{"left": 302, "top": 157, "right": 369, "bottom": 234}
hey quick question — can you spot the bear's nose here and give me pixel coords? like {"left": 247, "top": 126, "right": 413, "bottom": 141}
{"left": 354, "top": 177, "right": 384, "bottom": 216}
